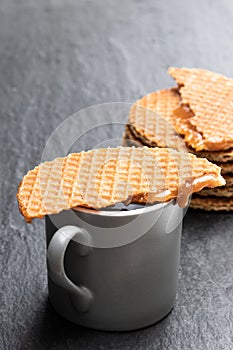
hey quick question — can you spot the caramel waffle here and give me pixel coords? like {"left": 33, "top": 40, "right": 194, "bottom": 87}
{"left": 17, "top": 147, "right": 225, "bottom": 222}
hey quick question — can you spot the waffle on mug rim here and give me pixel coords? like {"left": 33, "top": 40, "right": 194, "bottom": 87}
{"left": 16, "top": 146, "right": 225, "bottom": 222}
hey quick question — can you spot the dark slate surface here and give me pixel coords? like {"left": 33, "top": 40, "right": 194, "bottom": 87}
{"left": 1, "top": 0, "right": 233, "bottom": 349}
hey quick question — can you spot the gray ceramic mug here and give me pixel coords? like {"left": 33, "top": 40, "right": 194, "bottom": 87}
{"left": 46, "top": 200, "right": 183, "bottom": 331}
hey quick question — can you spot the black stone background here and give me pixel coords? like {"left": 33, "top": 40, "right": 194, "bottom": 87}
{"left": 1, "top": 0, "right": 233, "bottom": 349}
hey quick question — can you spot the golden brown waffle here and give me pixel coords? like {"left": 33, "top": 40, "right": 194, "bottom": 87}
{"left": 123, "top": 128, "right": 233, "bottom": 202}
{"left": 128, "top": 88, "right": 185, "bottom": 150}
{"left": 17, "top": 147, "right": 225, "bottom": 222}
{"left": 168, "top": 67, "right": 226, "bottom": 86}
{"left": 190, "top": 149, "right": 233, "bottom": 163}
{"left": 125, "top": 125, "right": 233, "bottom": 172}
{"left": 190, "top": 196, "right": 233, "bottom": 211}
{"left": 124, "top": 129, "right": 233, "bottom": 179}
{"left": 124, "top": 125, "right": 152, "bottom": 147}
{"left": 198, "top": 187, "right": 233, "bottom": 198}
{"left": 199, "top": 174, "right": 233, "bottom": 188}
{"left": 169, "top": 67, "right": 233, "bottom": 151}
{"left": 131, "top": 88, "right": 180, "bottom": 126}
{"left": 124, "top": 125, "right": 233, "bottom": 176}
{"left": 124, "top": 123, "right": 174, "bottom": 149}
{"left": 197, "top": 174, "right": 233, "bottom": 197}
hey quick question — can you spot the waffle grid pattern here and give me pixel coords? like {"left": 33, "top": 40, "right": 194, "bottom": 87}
{"left": 198, "top": 186, "right": 233, "bottom": 198}
{"left": 17, "top": 147, "right": 225, "bottom": 221}
{"left": 123, "top": 128, "right": 233, "bottom": 201}
{"left": 190, "top": 196, "right": 233, "bottom": 211}
{"left": 128, "top": 88, "right": 185, "bottom": 150}
{"left": 169, "top": 67, "right": 233, "bottom": 151}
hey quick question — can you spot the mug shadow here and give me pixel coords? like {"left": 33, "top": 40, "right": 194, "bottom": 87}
{"left": 20, "top": 296, "right": 173, "bottom": 350}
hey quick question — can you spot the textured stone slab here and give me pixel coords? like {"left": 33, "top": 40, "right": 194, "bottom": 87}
{"left": 1, "top": 0, "right": 233, "bottom": 349}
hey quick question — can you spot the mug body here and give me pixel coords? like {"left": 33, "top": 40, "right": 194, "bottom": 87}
{"left": 46, "top": 200, "right": 183, "bottom": 331}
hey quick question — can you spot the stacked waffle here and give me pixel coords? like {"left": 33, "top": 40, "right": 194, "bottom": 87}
{"left": 17, "top": 147, "right": 224, "bottom": 222}
{"left": 123, "top": 68, "right": 233, "bottom": 211}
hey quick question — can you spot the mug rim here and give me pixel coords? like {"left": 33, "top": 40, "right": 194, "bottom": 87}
{"left": 72, "top": 200, "right": 175, "bottom": 217}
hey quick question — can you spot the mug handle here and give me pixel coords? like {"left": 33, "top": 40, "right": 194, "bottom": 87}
{"left": 47, "top": 225, "right": 93, "bottom": 312}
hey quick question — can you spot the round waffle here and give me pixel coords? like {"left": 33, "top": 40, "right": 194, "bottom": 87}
{"left": 190, "top": 196, "right": 233, "bottom": 211}
{"left": 128, "top": 88, "right": 184, "bottom": 150}
{"left": 124, "top": 69, "right": 233, "bottom": 211}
